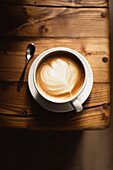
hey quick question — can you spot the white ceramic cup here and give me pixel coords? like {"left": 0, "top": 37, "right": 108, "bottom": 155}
{"left": 33, "top": 47, "right": 88, "bottom": 112}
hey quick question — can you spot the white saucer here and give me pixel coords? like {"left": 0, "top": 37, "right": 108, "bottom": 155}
{"left": 28, "top": 50, "right": 93, "bottom": 113}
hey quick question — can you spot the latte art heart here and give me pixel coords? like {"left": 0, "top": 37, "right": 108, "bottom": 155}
{"left": 36, "top": 54, "right": 85, "bottom": 102}
{"left": 40, "top": 59, "right": 77, "bottom": 95}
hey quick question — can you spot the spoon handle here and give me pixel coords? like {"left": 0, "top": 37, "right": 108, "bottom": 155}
{"left": 17, "top": 62, "right": 28, "bottom": 91}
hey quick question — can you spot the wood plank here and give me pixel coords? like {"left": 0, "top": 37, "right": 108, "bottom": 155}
{"left": 0, "top": 38, "right": 110, "bottom": 82}
{"left": 0, "top": 82, "right": 110, "bottom": 116}
{"left": 0, "top": 105, "right": 110, "bottom": 130}
{"left": 0, "top": 3, "right": 110, "bottom": 131}
{"left": 0, "top": 0, "right": 108, "bottom": 7}
{"left": 0, "top": 6, "right": 109, "bottom": 38}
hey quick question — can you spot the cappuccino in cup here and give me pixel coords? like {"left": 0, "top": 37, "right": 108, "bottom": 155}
{"left": 35, "top": 51, "right": 85, "bottom": 103}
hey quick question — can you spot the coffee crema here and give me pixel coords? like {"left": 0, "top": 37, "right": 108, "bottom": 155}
{"left": 35, "top": 51, "right": 85, "bottom": 102}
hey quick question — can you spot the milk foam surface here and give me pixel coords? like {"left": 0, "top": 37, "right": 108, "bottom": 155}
{"left": 36, "top": 53, "right": 85, "bottom": 102}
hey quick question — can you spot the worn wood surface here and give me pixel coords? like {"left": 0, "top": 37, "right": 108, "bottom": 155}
{"left": 1, "top": 0, "right": 108, "bottom": 7}
{"left": 0, "top": 1, "right": 110, "bottom": 130}
{"left": 0, "top": 82, "right": 110, "bottom": 113}
{"left": 0, "top": 38, "right": 110, "bottom": 82}
{"left": 0, "top": 6, "right": 109, "bottom": 38}
{"left": 0, "top": 1, "right": 112, "bottom": 170}
{"left": 0, "top": 106, "right": 110, "bottom": 130}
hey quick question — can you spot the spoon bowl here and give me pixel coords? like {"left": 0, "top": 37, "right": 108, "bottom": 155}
{"left": 26, "top": 43, "right": 35, "bottom": 61}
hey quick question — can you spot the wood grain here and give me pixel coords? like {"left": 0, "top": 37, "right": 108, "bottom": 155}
{"left": 0, "top": 6, "right": 109, "bottom": 38}
{"left": 0, "top": 82, "right": 110, "bottom": 116}
{"left": 0, "top": 105, "right": 110, "bottom": 130}
{"left": 0, "top": 2, "right": 110, "bottom": 130}
{"left": 1, "top": 0, "right": 108, "bottom": 7}
{"left": 0, "top": 38, "right": 110, "bottom": 82}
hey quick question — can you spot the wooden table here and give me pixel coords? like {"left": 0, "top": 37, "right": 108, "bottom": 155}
{"left": 0, "top": 0, "right": 110, "bottom": 130}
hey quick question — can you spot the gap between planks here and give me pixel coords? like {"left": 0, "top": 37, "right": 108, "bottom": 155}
{"left": 0, "top": 37, "right": 110, "bottom": 40}
{"left": 0, "top": 2, "right": 109, "bottom": 9}
{"left": 0, "top": 105, "right": 110, "bottom": 130}
{"left": 0, "top": 103, "right": 110, "bottom": 118}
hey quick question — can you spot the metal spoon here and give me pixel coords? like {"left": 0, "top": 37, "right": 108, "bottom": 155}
{"left": 17, "top": 43, "right": 35, "bottom": 91}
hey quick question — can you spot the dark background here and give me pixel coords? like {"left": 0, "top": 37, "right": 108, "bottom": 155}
{"left": 0, "top": 1, "right": 113, "bottom": 170}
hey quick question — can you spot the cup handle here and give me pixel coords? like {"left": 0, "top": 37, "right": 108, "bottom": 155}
{"left": 71, "top": 98, "right": 83, "bottom": 112}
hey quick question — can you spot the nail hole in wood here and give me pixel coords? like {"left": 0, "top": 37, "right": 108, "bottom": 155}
{"left": 101, "top": 12, "right": 106, "bottom": 18}
{"left": 102, "top": 114, "right": 107, "bottom": 120}
{"left": 102, "top": 57, "right": 108, "bottom": 63}
{"left": 45, "top": 28, "right": 48, "bottom": 33}
{"left": 34, "top": 2, "right": 38, "bottom": 4}
{"left": 103, "top": 103, "right": 108, "bottom": 109}
{"left": 22, "top": 109, "right": 28, "bottom": 116}
{"left": 41, "top": 25, "right": 45, "bottom": 29}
